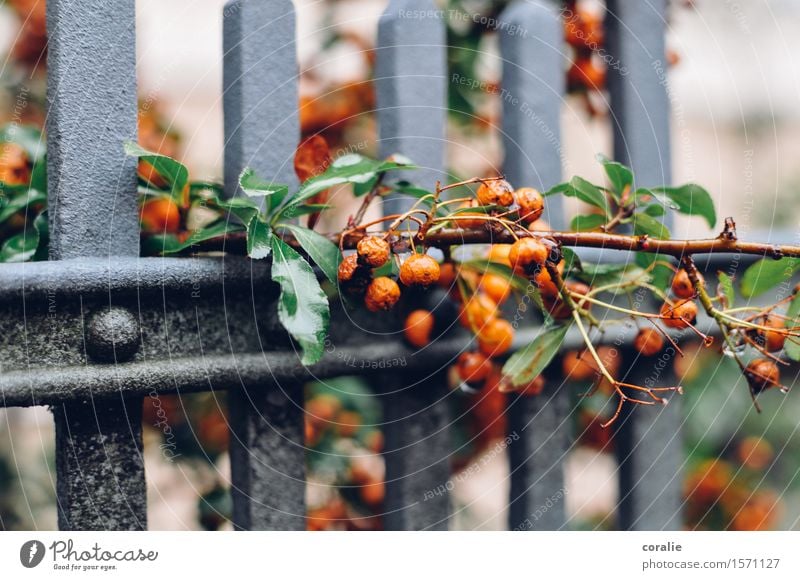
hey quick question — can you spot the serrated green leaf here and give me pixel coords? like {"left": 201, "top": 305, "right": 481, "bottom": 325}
{"left": 246, "top": 217, "right": 272, "bottom": 259}
{"left": 653, "top": 184, "right": 716, "bottom": 228}
{"left": 565, "top": 176, "right": 610, "bottom": 217}
{"left": 502, "top": 324, "right": 571, "bottom": 387}
{"left": 125, "top": 141, "right": 188, "bottom": 200}
{"left": 632, "top": 212, "right": 670, "bottom": 239}
{"left": 596, "top": 154, "right": 633, "bottom": 201}
{"left": 238, "top": 167, "right": 289, "bottom": 199}
{"left": 270, "top": 236, "right": 330, "bottom": 365}
{"left": 785, "top": 294, "right": 800, "bottom": 361}
{"left": 740, "top": 257, "right": 800, "bottom": 298}
{"left": 717, "top": 271, "right": 735, "bottom": 308}
{"left": 570, "top": 213, "right": 607, "bottom": 231}
{"left": 278, "top": 223, "right": 342, "bottom": 285}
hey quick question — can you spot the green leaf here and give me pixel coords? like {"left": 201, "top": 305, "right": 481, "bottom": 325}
{"left": 544, "top": 182, "right": 570, "bottom": 197}
{"left": 161, "top": 220, "right": 245, "bottom": 254}
{"left": 270, "top": 236, "right": 330, "bottom": 365}
{"left": 238, "top": 167, "right": 289, "bottom": 199}
{"left": 502, "top": 324, "right": 571, "bottom": 387}
{"left": 0, "top": 226, "right": 39, "bottom": 262}
{"left": 283, "top": 154, "right": 415, "bottom": 213}
{"left": 0, "top": 188, "right": 47, "bottom": 223}
{"left": 278, "top": 223, "right": 342, "bottom": 285}
{"left": 642, "top": 203, "right": 665, "bottom": 217}
{"left": 653, "top": 184, "right": 717, "bottom": 228}
{"left": 596, "top": 154, "right": 633, "bottom": 200}
{"left": 632, "top": 212, "right": 670, "bottom": 239}
{"left": 246, "top": 218, "right": 272, "bottom": 259}
{"left": 740, "top": 257, "right": 800, "bottom": 298}
{"left": 214, "top": 197, "right": 261, "bottom": 225}
{"left": 560, "top": 247, "right": 582, "bottom": 274}
{"left": 564, "top": 176, "right": 610, "bottom": 217}
{"left": 32, "top": 210, "right": 48, "bottom": 261}
{"left": 717, "top": 271, "right": 735, "bottom": 308}
{"left": 636, "top": 252, "right": 673, "bottom": 292}
{"left": 785, "top": 294, "right": 800, "bottom": 361}
{"left": 124, "top": 141, "right": 188, "bottom": 199}
{"left": 570, "top": 213, "right": 607, "bottom": 231}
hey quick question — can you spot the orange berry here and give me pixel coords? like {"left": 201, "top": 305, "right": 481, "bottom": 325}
{"left": 476, "top": 179, "right": 514, "bottom": 206}
{"left": 518, "top": 375, "right": 546, "bottom": 397}
{"left": 533, "top": 259, "right": 565, "bottom": 297}
{"left": 357, "top": 236, "right": 391, "bottom": 268}
{"left": 479, "top": 274, "right": 512, "bottom": 305}
{"left": 140, "top": 197, "right": 181, "bottom": 233}
{"left": 306, "top": 394, "right": 342, "bottom": 427}
{"left": 634, "top": 328, "right": 665, "bottom": 357}
{"left": 529, "top": 218, "right": 551, "bottom": 232}
{"left": 737, "top": 436, "right": 774, "bottom": 471}
{"left": 399, "top": 253, "right": 440, "bottom": 287}
{"left": 456, "top": 351, "right": 492, "bottom": 384}
{"left": 0, "top": 142, "right": 30, "bottom": 185}
{"left": 486, "top": 243, "right": 512, "bottom": 267}
{"left": 360, "top": 480, "right": 385, "bottom": 507}
{"left": 745, "top": 358, "right": 780, "bottom": 394}
{"left": 477, "top": 318, "right": 514, "bottom": 357}
{"left": 437, "top": 262, "right": 457, "bottom": 289}
{"left": 753, "top": 315, "right": 786, "bottom": 353}
{"left": 459, "top": 293, "right": 498, "bottom": 330}
{"left": 514, "top": 187, "right": 545, "bottom": 223}
{"left": 660, "top": 300, "right": 698, "bottom": 329}
{"left": 508, "top": 237, "right": 548, "bottom": 276}
{"left": 671, "top": 268, "right": 700, "bottom": 299}
{"left": 562, "top": 350, "right": 596, "bottom": 381}
{"left": 404, "top": 309, "right": 435, "bottom": 348}
{"left": 337, "top": 254, "right": 360, "bottom": 283}
{"left": 364, "top": 277, "right": 401, "bottom": 312}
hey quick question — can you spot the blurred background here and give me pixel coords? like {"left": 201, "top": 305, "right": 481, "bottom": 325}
{"left": 1, "top": 0, "right": 800, "bottom": 530}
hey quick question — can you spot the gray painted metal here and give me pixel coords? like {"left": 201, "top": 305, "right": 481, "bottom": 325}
{"left": 45, "top": 0, "right": 145, "bottom": 530}
{"left": 223, "top": 0, "right": 305, "bottom": 530}
{"left": 223, "top": 0, "right": 300, "bottom": 198}
{"left": 499, "top": 0, "right": 571, "bottom": 531}
{"left": 500, "top": 0, "right": 566, "bottom": 230}
{"left": 376, "top": 0, "right": 451, "bottom": 530}
{"left": 606, "top": 0, "right": 682, "bottom": 530}
{"left": 376, "top": 0, "right": 447, "bottom": 215}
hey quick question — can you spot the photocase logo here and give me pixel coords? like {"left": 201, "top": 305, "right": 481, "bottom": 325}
{"left": 20, "top": 540, "right": 45, "bottom": 568}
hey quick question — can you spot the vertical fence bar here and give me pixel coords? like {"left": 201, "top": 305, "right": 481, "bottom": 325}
{"left": 605, "top": 0, "right": 682, "bottom": 530}
{"left": 375, "top": 0, "right": 450, "bottom": 530}
{"left": 46, "top": 0, "right": 145, "bottom": 529}
{"left": 499, "top": 0, "right": 569, "bottom": 531}
{"left": 223, "top": 0, "right": 305, "bottom": 530}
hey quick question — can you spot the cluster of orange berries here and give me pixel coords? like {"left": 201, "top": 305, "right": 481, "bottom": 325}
{"left": 564, "top": 3, "right": 607, "bottom": 94}
{"left": 337, "top": 236, "right": 442, "bottom": 312}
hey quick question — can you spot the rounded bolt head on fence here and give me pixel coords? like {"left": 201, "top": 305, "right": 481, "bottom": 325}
{"left": 85, "top": 306, "right": 141, "bottom": 363}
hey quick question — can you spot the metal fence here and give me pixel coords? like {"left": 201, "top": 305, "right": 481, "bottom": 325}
{"left": 0, "top": 0, "right": 683, "bottom": 531}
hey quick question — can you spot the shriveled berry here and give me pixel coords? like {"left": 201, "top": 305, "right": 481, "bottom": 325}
{"left": 745, "top": 358, "right": 780, "bottom": 393}
{"left": 399, "top": 253, "right": 440, "bottom": 287}
{"left": 660, "top": 300, "right": 698, "bottom": 329}
{"left": 338, "top": 254, "right": 360, "bottom": 283}
{"left": 634, "top": 328, "right": 664, "bottom": 356}
{"left": 752, "top": 315, "right": 786, "bottom": 352}
{"left": 671, "top": 268, "right": 700, "bottom": 299}
{"left": 479, "top": 274, "right": 512, "bottom": 305}
{"left": 459, "top": 293, "right": 498, "bottom": 330}
{"left": 364, "top": 276, "right": 401, "bottom": 312}
{"left": 456, "top": 351, "right": 492, "bottom": 384}
{"left": 404, "top": 309, "right": 435, "bottom": 348}
{"left": 514, "top": 187, "right": 545, "bottom": 223}
{"left": 509, "top": 237, "right": 548, "bottom": 276}
{"left": 357, "top": 236, "right": 390, "bottom": 268}
{"left": 476, "top": 179, "right": 514, "bottom": 206}
{"left": 478, "top": 318, "right": 514, "bottom": 357}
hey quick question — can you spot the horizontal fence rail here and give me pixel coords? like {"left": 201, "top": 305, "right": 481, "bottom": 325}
{"left": 0, "top": 0, "right": 705, "bottom": 532}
